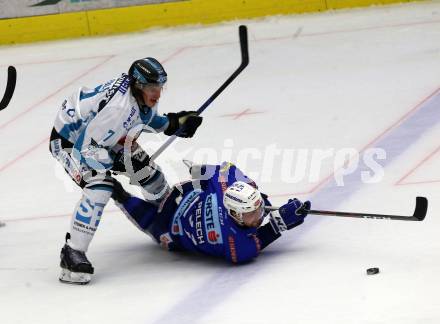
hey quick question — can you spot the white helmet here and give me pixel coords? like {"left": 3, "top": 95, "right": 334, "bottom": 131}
{"left": 223, "top": 181, "right": 263, "bottom": 225}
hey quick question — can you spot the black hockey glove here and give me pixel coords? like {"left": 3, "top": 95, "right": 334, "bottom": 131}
{"left": 111, "top": 179, "right": 131, "bottom": 204}
{"left": 112, "top": 142, "right": 150, "bottom": 174}
{"left": 164, "top": 111, "right": 203, "bottom": 138}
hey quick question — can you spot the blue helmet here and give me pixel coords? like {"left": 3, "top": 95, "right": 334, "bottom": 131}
{"left": 128, "top": 57, "right": 167, "bottom": 87}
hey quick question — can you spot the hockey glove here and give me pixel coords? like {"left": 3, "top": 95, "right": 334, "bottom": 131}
{"left": 112, "top": 141, "right": 150, "bottom": 174}
{"left": 111, "top": 179, "right": 131, "bottom": 204}
{"left": 271, "top": 198, "right": 311, "bottom": 232}
{"left": 164, "top": 111, "right": 203, "bottom": 138}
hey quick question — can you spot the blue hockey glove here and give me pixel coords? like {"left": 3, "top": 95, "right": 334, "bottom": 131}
{"left": 278, "top": 198, "right": 311, "bottom": 230}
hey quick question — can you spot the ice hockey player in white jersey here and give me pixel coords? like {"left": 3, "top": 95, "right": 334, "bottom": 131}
{"left": 49, "top": 57, "right": 203, "bottom": 284}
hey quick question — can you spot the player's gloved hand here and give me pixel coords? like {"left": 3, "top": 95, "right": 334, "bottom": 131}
{"left": 112, "top": 141, "right": 150, "bottom": 174}
{"left": 164, "top": 111, "right": 203, "bottom": 138}
{"left": 279, "top": 198, "right": 311, "bottom": 230}
{"left": 111, "top": 179, "right": 131, "bottom": 204}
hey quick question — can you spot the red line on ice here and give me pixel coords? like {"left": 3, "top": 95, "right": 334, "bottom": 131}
{"left": 396, "top": 143, "right": 440, "bottom": 186}
{"left": 271, "top": 86, "right": 440, "bottom": 197}
{"left": 219, "top": 108, "right": 265, "bottom": 120}
{"left": 0, "top": 136, "right": 49, "bottom": 173}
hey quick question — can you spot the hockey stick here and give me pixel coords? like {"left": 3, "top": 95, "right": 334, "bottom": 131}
{"left": 0, "top": 66, "right": 17, "bottom": 111}
{"left": 149, "top": 25, "right": 249, "bottom": 162}
{"left": 265, "top": 196, "right": 428, "bottom": 221}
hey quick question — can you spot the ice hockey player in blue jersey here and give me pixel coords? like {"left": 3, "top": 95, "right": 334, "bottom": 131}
{"left": 112, "top": 161, "right": 311, "bottom": 264}
{"left": 49, "top": 57, "right": 203, "bottom": 284}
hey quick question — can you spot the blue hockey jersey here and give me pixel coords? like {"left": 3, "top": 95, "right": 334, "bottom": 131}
{"left": 165, "top": 162, "right": 267, "bottom": 263}
{"left": 117, "top": 162, "right": 281, "bottom": 264}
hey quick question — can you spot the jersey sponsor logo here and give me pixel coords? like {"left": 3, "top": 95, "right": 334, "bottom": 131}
{"left": 207, "top": 231, "right": 218, "bottom": 242}
{"left": 195, "top": 201, "right": 204, "bottom": 245}
{"left": 123, "top": 106, "right": 137, "bottom": 130}
{"left": 57, "top": 149, "right": 82, "bottom": 185}
{"left": 204, "top": 194, "right": 223, "bottom": 245}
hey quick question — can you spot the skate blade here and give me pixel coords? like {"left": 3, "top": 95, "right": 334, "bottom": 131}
{"left": 59, "top": 268, "right": 91, "bottom": 285}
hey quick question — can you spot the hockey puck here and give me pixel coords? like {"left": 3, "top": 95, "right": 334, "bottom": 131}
{"left": 366, "top": 267, "right": 379, "bottom": 275}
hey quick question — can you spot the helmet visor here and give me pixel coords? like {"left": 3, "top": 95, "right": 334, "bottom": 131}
{"left": 136, "top": 82, "right": 165, "bottom": 90}
{"left": 241, "top": 200, "right": 265, "bottom": 228}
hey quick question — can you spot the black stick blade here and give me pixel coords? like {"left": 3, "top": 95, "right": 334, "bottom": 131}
{"left": 0, "top": 66, "right": 17, "bottom": 110}
{"left": 413, "top": 196, "right": 428, "bottom": 221}
{"left": 238, "top": 25, "right": 249, "bottom": 67}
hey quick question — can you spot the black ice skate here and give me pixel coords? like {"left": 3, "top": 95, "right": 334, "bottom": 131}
{"left": 59, "top": 234, "right": 94, "bottom": 285}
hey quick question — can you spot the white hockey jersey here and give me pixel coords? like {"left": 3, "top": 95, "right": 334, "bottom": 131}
{"left": 53, "top": 73, "right": 169, "bottom": 171}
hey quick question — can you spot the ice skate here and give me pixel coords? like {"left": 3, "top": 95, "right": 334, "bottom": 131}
{"left": 59, "top": 242, "right": 94, "bottom": 285}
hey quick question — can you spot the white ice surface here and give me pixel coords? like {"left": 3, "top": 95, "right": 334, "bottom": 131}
{"left": 1, "top": 1, "right": 440, "bottom": 323}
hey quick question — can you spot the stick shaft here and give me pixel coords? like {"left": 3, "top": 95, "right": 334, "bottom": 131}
{"left": 150, "top": 26, "right": 249, "bottom": 162}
